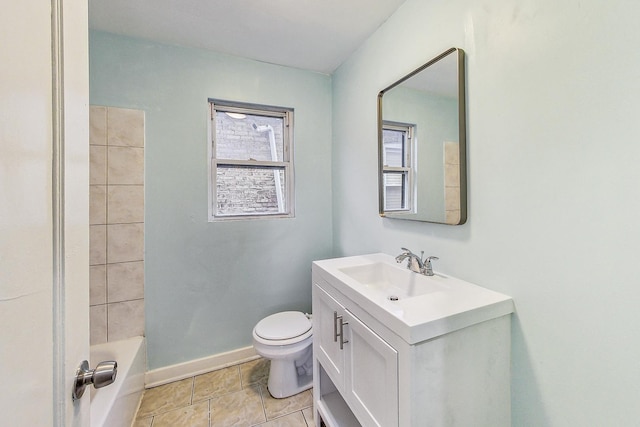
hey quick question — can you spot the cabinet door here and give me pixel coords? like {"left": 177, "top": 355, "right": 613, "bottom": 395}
{"left": 344, "top": 310, "right": 399, "bottom": 427}
{"left": 313, "top": 284, "right": 346, "bottom": 389}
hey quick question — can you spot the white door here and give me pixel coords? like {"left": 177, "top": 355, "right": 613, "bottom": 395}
{"left": 0, "top": 0, "right": 90, "bottom": 425}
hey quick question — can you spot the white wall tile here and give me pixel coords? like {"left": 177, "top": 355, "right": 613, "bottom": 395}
{"left": 108, "top": 185, "right": 144, "bottom": 224}
{"left": 108, "top": 300, "right": 145, "bottom": 341}
{"left": 443, "top": 141, "right": 459, "bottom": 165}
{"left": 90, "top": 145, "right": 107, "bottom": 185}
{"left": 90, "top": 305, "right": 107, "bottom": 345}
{"left": 90, "top": 185, "right": 107, "bottom": 225}
{"left": 90, "top": 105, "right": 107, "bottom": 146}
{"left": 444, "top": 164, "right": 460, "bottom": 187}
{"left": 90, "top": 265, "right": 107, "bottom": 306}
{"left": 90, "top": 105, "right": 145, "bottom": 343}
{"left": 444, "top": 187, "right": 460, "bottom": 211}
{"left": 445, "top": 210, "right": 461, "bottom": 225}
{"left": 107, "top": 107, "right": 145, "bottom": 147}
{"left": 107, "top": 261, "right": 144, "bottom": 303}
{"left": 107, "top": 223, "right": 144, "bottom": 263}
{"left": 90, "top": 225, "right": 107, "bottom": 265}
{"left": 107, "top": 147, "right": 144, "bottom": 185}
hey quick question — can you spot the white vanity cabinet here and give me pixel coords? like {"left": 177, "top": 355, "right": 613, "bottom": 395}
{"left": 313, "top": 283, "right": 398, "bottom": 427}
{"left": 312, "top": 254, "right": 514, "bottom": 427}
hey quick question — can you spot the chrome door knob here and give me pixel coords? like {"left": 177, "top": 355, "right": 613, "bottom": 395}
{"left": 73, "top": 360, "right": 118, "bottom": 400}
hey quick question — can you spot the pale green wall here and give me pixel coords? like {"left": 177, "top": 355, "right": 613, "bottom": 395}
{"left": 91, "top": 0, "right": 640, "bottom": 422}
{"left": 90, "top": 31, "right": 333, "bottom": 369}
{"left": 332, "top": 0, "right": 640, "bottom": 425}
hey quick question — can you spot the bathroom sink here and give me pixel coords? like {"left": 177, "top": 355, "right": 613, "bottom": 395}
{"left": 338, "top": 261, "right": 446, "bottom": 300}
{"left": 312, "top": 253, "right": 514, "bottom": 344}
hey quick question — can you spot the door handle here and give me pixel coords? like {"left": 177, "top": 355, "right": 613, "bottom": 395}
{"left": 73, "top": 360, "right": 118, "bottom": 400}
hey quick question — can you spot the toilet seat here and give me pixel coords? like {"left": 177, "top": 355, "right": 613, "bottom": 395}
{"left": 254, "top": 311, "right": 311, "bottom": 345}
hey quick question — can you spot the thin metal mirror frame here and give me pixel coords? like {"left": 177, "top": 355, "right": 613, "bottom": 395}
{"left": 377, "top": 47, "right": 467, "bottom": 225}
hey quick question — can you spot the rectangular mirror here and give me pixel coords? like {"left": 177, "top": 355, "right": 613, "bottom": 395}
{"left": 378, "top": 47, "right": 466, "bottom": 224}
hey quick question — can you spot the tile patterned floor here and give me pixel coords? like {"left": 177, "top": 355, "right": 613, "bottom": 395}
{"left": 133, "top": 358, "right": 316, "bottom": 427}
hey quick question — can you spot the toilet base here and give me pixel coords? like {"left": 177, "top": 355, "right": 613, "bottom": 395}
{"left": 267, "top": 357, "right": 313, "bottom": 398}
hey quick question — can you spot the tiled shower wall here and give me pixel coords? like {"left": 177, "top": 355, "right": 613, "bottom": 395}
{"left": 89, "top": 106, "right": 145, "bottom": 344}
{"left": 444, "top": 141, "right": 461, "bottom": 225}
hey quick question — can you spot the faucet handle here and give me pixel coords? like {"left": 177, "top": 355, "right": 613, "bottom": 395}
{"left": 422, "top": 256, "right": 439, "bottom": 276}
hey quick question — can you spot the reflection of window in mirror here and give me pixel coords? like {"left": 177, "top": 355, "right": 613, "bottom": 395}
{"left": 382, "top": 122, "right": 414, "bottom": 212}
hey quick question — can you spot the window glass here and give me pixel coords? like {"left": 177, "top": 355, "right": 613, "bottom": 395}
{"left": 209, "top": 100, "right": 294, "bottom": 220}
{"left": 216, "top": 166, "right": 286, "bottom": 216}
{"left": 215, "top": 113, "right": 285, "bottom": 162}
{"left": 381, "top": 122, "right": 413, "bottom": 212}
{"left": 382, "top": 128, "right": 406, "bottom": 167}
{"left": 383, "top": 172, "right": 409, "bottom": 211}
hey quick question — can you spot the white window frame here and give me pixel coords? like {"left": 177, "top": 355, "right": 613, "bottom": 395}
{"left": 208, "top": 99, "right": 295, "bottom": 221}
{"left": 381, "top": 121, "right": 415, "bottom": 212}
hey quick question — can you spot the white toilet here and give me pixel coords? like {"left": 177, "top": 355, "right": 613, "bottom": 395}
{"left": 252, "top": 311, "right": 313, "bottom": 398}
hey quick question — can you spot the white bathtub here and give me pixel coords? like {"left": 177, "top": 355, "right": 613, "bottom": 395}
{"left": 90, "top": 336, "right": 146, "bottom": 427}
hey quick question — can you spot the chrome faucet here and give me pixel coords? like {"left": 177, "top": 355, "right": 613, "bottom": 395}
{"left": 395, "top": 248, "right": 423, "bottom": 273}
{"left": 395, "top": 248, "right": 439, "bottom": 276}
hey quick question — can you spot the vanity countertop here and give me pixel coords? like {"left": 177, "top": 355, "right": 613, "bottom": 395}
{"left": 312, "top": 253, "right": 514, "bottom": 344}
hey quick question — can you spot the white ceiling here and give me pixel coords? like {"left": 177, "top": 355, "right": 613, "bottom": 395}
{"left": 89, "top": 0, "right": 407, "bottom": 74}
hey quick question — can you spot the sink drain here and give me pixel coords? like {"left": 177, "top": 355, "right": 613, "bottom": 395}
{"left": 388, "top": 295, "right": 399, "bottom": 301}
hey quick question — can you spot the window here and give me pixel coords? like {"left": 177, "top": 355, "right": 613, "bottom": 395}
{"left": 209, "top": 100, "right": 294, "bottom": 220}
{"left": 381, "top": 122, "right": 414, "bottom": 212}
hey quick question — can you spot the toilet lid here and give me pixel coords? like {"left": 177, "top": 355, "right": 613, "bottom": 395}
{"left": 255, "top": 311, "right": 311, "bottom": 341}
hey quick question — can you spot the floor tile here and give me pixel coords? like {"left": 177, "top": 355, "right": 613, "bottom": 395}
{"left": 136, "top": 377, "right": 193, "bottom": 418}
{"left": 210, "top": 385, "right": 266, "bottom": 426}
{"left": 240, "top": 358, "right": 270, "bottom": 388}
{"left": 302, "top": 407, "right": 316, "bottom": 427}
{"left": 193, "top": 365, "right": 242, "bottom": 402}
{"left": 262, "top": 388, "right": 313, "bottom": 421}
{"left": 134, "top": 359, "right": 317, "bottom": 427}
{"left": 152, "top": 400, "right": 209, "bottom": 427}
{"left": 132, "top": 417, "right": 153, "bottom": 427}
{"left": 258, "top": 411, "right": 308, "bottom": 427}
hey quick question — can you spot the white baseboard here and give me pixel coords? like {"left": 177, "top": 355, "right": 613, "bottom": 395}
{"left": 145, "top": 346, "right": 259, "bottom": 388}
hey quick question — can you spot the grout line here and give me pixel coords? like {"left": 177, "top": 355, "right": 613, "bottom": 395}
{"left": 302, "top": 407, "right": 313, "bottom": 427}
{"left": 139, "top": 379, "right": 197, "bottom": 420}
{"left": 239, "top": 364, "right": 245, "bottom": 389}
{"left": 258, "top": 382, "right": 268, "bottom": 423}
{"left": 190, "top": 376, "right": 195, "bottom": 405}
{"left": 104, "top": 296, "right": 109, "bottom": 342}
{"left": 104, "top": 118, "right": 110, "bottom": 331}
